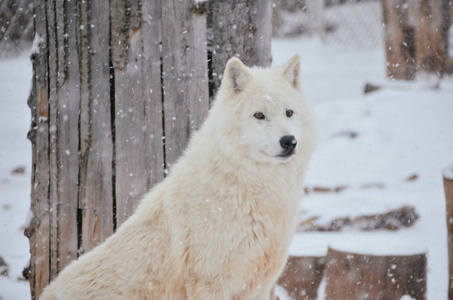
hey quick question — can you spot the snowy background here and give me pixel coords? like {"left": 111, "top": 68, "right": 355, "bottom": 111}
{"left": 1, "top": 15, "right": 453, "bottom": 300}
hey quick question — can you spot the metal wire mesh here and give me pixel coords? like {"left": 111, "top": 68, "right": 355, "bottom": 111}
{"left": 274, "top": 0, "right": 385, "bottom": 48}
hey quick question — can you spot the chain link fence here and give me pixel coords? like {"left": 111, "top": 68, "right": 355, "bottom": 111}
{"left": 273, "top": 0, "right": 384, "bottom": 48}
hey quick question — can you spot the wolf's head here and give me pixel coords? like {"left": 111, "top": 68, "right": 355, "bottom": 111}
{"left": 212, "top": 55, "right": 316, "bottom": 165}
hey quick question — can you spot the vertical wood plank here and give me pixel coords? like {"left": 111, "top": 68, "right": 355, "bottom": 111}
{"left": 45, "top": 0, "right": 60, "bottom": 280}
{"left": 27, "top": 0, "right": 50, "bottom": 297}
{"left": 161, "top": 0, "right": 209, "bottom": 169}
{"left": 55, "top": 0, "right": 79, "bottom": 271}
{"left": 208, "top": 0, "right": 248, "bottom": 94}
{"left": 413, "top": 0, "right": 446, "bottom": 74}
{"left": 112, "top": 0, "right": 165, "bottom": 226}
{"left": 381, "top": 0, "right": 415, "bottom": 80}
{"left": 78, "top": 0, "right": 114, "bottom": 253}
{"left": 444, "top": 165, "right": 453, "bottom": 300}
{"left": 113, "top": 0, "right": 148, "bottom": 225}
{"left": 141, "top": 0, "right": 165, "bottom": 188}
{"left": 243, "top": 0, "right": 272, "bottom": 68}
{"left": 208, "top": 0, "right": 272, "bottom": 95}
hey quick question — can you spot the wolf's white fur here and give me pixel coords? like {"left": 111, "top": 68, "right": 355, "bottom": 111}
{"left": 40, "top": 55, "right": 316, "bottom": 300}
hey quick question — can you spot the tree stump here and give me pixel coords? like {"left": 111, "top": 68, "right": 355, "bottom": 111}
{"left": 324, "top": 248, "right": 427, "bottom": 300}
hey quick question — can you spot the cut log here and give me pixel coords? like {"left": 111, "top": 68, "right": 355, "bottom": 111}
{"left": 278, "top": 256, "right": 326, "bottom": 300}
{"left": 325, "top": 248, "right": 427, "bottom": 300}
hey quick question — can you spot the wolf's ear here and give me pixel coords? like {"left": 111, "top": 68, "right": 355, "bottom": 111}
{"left": 281, "top": 54, "right": 300, "bottom": 90}
{"left": 224, "top": 57, "right": 251, "bottom": 93}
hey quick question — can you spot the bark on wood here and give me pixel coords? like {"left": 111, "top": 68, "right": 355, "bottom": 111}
{"left": 444, "top": 164, "right": 453, "bottom": 300}
{"left": 381, "top": 0, "right": 453, "bottom": 79}
{"left": 278, "top": 256, "right": 326, "bottom": 300}
{"left": 27, "top": 1, "right": 50, "bottom": 297}
{"left": 161, "top": 0, "right": 209, "bottom": 169}
{"left": 325, "top": 248, "right": 427, "bottom": 300}
{"left": 208, "top": 0, "right": 272, "bottom": 96}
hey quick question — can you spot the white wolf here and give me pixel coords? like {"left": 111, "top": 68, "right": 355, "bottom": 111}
{"left": 40, "top": 55, "right": 316, "bottom": 300}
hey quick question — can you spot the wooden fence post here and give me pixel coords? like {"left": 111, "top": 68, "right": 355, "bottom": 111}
{"left": 444, "top": 164, "right": 453, "bottom": 299}
{"left": 381, "top": 0, "right": 453, "bottom": 80}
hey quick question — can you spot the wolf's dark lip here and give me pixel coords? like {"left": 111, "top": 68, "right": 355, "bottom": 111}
{"left": 278, "top": 149, "right": 295, "bottom": 158}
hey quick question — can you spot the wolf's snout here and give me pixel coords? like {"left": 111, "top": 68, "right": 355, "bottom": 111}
{"left": 280, "top": 135, "right": 297, "bottom": 151}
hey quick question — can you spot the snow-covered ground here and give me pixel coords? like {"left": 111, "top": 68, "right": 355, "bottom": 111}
{"left": 0, "top": 55, "right": 33, "bottom": 299}
{"left": 0, "top": 38, "right": 452, "bottom": 299}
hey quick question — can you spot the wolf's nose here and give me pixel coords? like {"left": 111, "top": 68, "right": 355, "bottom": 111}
{"left": 280, "top": 135, "right": 297, "bottom": 151}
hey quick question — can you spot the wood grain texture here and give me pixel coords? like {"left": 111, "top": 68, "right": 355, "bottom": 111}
{"left": 161, "top": 0, "right": 209, "bottom": 169}
{"left": 325, "top": 248, "right": 426, "bottom": 300}
{"left": 78, "top": 0, "right": 114, "bottom": 252}
{"left": 27, "top": 1, "right": 50, "bottom": 297}
{"left": 208, "top": 0, "right": 272, "bottom": 94}
{"left": 278, "top": 256, "right": 326, "bottom": 300}
{"left": 45, "top": 0, "right": 60, "bottom": 280}
{"left": 55, "top": 0, "right": 79, "bottom": 273}
{"left": 141, "top": 0, "right": 165, "bottom": 189}
{"left": 112, "top": 0, "right": 165, "bottom": 226}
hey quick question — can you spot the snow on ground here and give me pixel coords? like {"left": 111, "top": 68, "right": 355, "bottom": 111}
{"left": 0, "top": 55, "right": 33, "bottom": 299}
{"left": 273, "top": 38, "right": 452, "bottom": 299}
{"left": 0, "top": 37, "right": 452, "bottom": 299}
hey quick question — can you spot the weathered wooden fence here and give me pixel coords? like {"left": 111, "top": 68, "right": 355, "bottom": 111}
{"left": 25, "top": 0, "right": 271, "bottom": 298}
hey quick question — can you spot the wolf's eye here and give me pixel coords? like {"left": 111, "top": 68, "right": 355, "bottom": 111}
{"left": 286, "top": 110, "right": 294, "bottom": 117}
{"left": 254, "top": 112, "right": 265, "bottom": 120}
